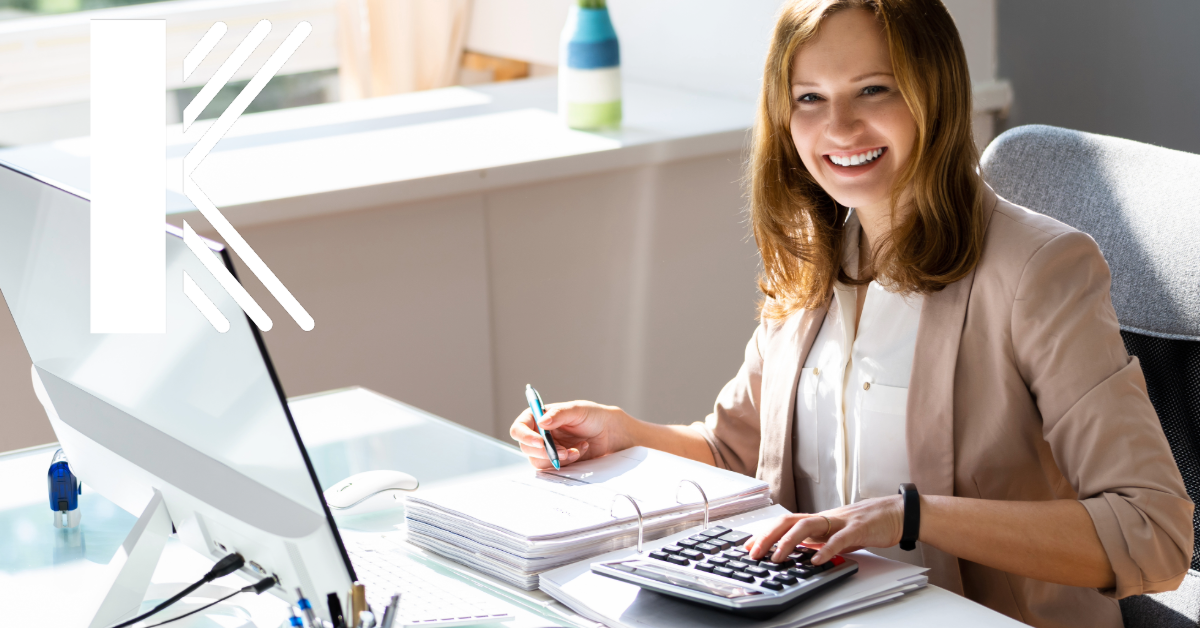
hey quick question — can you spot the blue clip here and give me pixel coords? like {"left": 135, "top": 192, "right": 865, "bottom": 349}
{"left": 47, "top": 448, "right": 81, "bottom": 528}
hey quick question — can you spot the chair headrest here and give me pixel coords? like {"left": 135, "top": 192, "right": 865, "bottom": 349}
{"left": 981, "top": 124, "right": 1200, "bottom": 341}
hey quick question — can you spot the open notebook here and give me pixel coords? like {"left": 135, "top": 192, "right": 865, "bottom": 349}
{"left": 405, "top": 447, "right": 773, "bottom": 589}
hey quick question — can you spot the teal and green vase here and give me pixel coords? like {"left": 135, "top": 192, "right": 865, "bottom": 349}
{"left": 559, "top": 0, "right": 621, "bottom": 130}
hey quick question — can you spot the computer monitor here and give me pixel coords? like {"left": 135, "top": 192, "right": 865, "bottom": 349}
{"left": 0, "top": 160, "right": 355, "bottom": 624}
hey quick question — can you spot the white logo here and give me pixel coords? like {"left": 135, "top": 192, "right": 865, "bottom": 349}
{"left": 180, "top": 20, "right": 315, "bottom": 333}
{"left": 90, "top": 19, "right": 314, "bottom": 334}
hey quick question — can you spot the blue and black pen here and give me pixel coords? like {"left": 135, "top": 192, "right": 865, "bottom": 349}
{"left": 525, "top": 384, "right": 560, "bottom": 470}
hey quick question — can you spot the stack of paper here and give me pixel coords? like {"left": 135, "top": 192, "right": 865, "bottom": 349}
{"left": 405, "top": 447, "right": 773, "bottom": 589}
{"left": 539, "top": 505, "right": 929, "bottom": 628}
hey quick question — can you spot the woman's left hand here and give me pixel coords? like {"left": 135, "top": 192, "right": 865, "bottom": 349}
{"left": 745, "top": 494, "right": 907, "bottom": 565}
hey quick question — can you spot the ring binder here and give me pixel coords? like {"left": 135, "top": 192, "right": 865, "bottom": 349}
{"left": 611, "top": 493, "right": 645, "bottom": 554}
{"left": 676, "top": 479, "right": 710, "bottom": 530}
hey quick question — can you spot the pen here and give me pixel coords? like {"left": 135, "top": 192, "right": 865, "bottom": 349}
{"left": 351, "top": 582, "right": 368, "bottom": 628}
{"left": 525, "top": 384, "right": 560, "bottom": 470}
{"left": 327, "top": 592, "right": 346, "bottom": 628}
{"left": 296, "top": 587, "right": 318, "bottom": 628}
{"left": 379, "top": 593, "right": 400, "bottom": 628}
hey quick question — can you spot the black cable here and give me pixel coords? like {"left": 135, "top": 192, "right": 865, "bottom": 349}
{"left": 108, "top": 553, "right": 246, "bottom": 628}
{"left": 141, "top": 576, "right": 277, "bottom": 628}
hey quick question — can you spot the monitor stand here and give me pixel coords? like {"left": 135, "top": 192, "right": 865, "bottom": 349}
{"left": 86, "top": 489, "right": 172, "bottom": 628}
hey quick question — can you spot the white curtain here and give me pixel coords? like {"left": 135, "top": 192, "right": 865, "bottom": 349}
{"left": 337, "top": 0, "right": 473, "bottom": 100}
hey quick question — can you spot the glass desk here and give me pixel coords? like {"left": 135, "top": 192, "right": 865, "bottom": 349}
{"left": 0, "top": 387, "right": 592, "bottom": 628}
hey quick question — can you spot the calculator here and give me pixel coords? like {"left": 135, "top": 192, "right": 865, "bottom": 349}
{"left": 590, "top": 525, "right": 857, "bottom": 618}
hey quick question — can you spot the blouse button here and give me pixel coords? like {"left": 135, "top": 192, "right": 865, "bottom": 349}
{"left": 863, "top": 382, "right": 871, "bottom": 390}
{"left": 812, "top": 367, "right": 820, "bottom": 376}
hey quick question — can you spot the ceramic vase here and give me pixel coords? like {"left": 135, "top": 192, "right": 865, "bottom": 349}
{"left": 558, "top": 1, "right": 621, "bottom": 130}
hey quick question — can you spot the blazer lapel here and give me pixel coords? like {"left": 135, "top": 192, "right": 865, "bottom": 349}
{"left": 909, "top": 266, "right": 973, "bottom": 594}
{"left": 907, "top": 186, "right": 997, "bottom": 593}
{"left": 759, "top": 304, "right": 827, "bottom": 512}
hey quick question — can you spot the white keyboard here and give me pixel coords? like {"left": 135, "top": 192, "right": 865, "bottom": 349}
{"left": 345, "top": 535, "right": 514, "bottom": 627}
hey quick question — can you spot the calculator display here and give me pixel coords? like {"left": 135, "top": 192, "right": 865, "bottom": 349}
{"left": 607, "top": 560, "right": 764, "bottom": 599}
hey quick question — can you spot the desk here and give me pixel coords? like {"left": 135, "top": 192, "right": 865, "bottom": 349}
{"left": 0, "top": 387, "right": 1022, "bottom": 627}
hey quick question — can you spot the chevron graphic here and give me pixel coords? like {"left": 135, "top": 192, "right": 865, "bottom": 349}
{"left": 180, "top": 20, "right": 315, "bottom": 333}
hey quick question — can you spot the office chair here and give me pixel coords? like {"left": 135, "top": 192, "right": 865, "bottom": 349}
{"left": 981, "top": 124, "right": 1200, "bottom": 628}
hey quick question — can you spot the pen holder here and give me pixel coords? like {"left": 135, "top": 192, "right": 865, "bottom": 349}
{"left": 610, "top": 493, "right": 644, "bottom": 553}
{"left": 676, "top": 479, "right": 710, "bottom": 530}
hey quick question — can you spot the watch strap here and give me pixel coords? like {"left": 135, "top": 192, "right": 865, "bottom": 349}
{"left": 898, "top": 483, "right": 919, "bottom": 551}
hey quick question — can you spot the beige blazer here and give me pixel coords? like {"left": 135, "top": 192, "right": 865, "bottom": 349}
{"left": 690, "top": 183, "right": 1194, "bottom": 628}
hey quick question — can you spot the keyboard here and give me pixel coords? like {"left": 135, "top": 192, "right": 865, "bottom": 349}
{"left": 345, "top": 535, "right": 514, "bottom": 627}
{"left": 590, "top": 525, "right": 857, "bottom": 618}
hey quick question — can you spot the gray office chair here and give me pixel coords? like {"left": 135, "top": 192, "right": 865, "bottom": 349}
{"left": 981, "top": 124, "right": 1200, "bottom": 628}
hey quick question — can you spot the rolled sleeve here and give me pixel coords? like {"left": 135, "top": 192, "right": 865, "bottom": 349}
{"left": 1013, "top": 230, "right": 1194, "bottom": 598}
{"left": 688, "top": 321, "right": 767, "bottom": 477}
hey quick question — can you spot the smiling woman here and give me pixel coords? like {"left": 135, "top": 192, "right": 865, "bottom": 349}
{"left": 507, "top": 2, "right": 1193, "bottom": 626}
{"left": 751, "top": 0, "right": 982, "bottom": 319}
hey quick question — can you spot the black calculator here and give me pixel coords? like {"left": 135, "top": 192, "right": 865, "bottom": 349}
{"left": 590, "top": 525, "right": 857, "bottom": 618}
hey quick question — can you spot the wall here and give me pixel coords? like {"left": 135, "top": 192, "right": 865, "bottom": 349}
{"left": 0, "top": 150, "right": 759, "bottom": 451}
{"left": 997, "top": 0, "right": 1200, "bottom": 154}
{"left": 218, "top": 151, "right": 761, "bottom": 440}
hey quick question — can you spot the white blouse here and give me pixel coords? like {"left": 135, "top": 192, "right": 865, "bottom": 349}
{"left": 792, "top": 209, "right": 924, "bottom": 565}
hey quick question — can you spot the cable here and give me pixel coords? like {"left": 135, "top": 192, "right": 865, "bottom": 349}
{"left": 107, "top": 553, "right": 246, "bottom": 628}
{"left": 142, "top": 576, "right": 277, "bottom": 628}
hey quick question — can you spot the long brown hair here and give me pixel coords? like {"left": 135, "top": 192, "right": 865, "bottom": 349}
{"left": 750, "top": 0, "right": 985, "bottom": 321}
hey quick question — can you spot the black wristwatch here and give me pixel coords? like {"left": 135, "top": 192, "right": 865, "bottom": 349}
{"left": 898, "top": 483, "right": 920, "bottom": 551}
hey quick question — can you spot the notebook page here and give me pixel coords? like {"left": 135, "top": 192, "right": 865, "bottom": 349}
{"left": 406, "top": 447, "right": 768, "bottom": 540}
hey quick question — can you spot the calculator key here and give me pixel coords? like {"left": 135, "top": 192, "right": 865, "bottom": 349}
{"left": 746, "top": 566, "right": 768, "bottom": 578}
{"left": 699, "top": 526, "right": 730, "bottom": 538}
{"left": 730, "top": 571, "right": 755, "bottom": 583}
{"left": 714, "top": 567, "right": 734, "bottom": 577}
{"left": 694, "top": 543, "right": 719, "bottom": 555}
{"left": 695, "top": 562, "right": 715, "bottom": 573}
{"left": 727, "top": 561, "right": 748, "bottom": 571}
{"left": 707, "top": 539, "right": 732, "bottom": 550}
{"left": 760, "top": 580, "right": 784, "bottom": 591}
{"left": 739, "top": 557, "right": 759, "bottom": 567}
{"left": 773, "top": 574, "right": 798, "bottom": 585}
{"left": 708, "top": 557, "right": 729, "bottom": 566}
{"left": 723, "top": 549, "right": 747, "bottom": 559}
{"left": 681, "top": 549, "right": 703, "bottom": 560}
{"left": 688, "top": 535, "right": 710, "bottom": 543}
{"left": 662, "top": 545, "right": 684, "bottom": 554}
{"left": 665, "top": 554, "right": 690, "bottom": 566}
{"left": 678, "top": 539, "right": 700, "bottom": 549}
{"left": 761, "top": 559, "right": 794, "bottom": 571}
{"left": 649, "top": 551, "right": 671, "bottom": 562}
{"left": 793, "top": 568, "right": 817, "bottom": 579}
{"left": 831, "top": 555, "right": 846, "bottom": 566}
{"left": 719, "top": 531, "right": 754, "bottom": 545}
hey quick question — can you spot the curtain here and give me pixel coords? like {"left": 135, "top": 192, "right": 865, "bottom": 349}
{"left": 337, "top": 0, "right": 473, "bottom": 100}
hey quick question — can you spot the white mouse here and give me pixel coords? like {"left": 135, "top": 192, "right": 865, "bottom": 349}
{"left": 324, "top": 470, "right": 420, "bottom": 510}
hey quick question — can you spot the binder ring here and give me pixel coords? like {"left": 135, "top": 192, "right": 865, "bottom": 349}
{"left": 611, "top": 493, "right": 645, "bottom": 554}
{"left": 676, "top": 479, "right": 710, "bottom": 530}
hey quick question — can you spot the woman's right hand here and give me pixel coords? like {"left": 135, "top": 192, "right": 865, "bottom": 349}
{"left": 509, "top": 400, "right": 633, "bottom": 469}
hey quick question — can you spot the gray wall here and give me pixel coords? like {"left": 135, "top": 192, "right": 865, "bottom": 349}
{"left": 997, "top": 1, "right": 1200, "bottom": 154}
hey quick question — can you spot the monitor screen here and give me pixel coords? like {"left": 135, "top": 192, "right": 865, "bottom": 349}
{"left": 0, "top": 161, "right": 353, "bottom": 601}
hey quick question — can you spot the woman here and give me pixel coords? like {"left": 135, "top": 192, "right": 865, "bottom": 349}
{"left": 509, "top": 1, "right": 1193, "bottom": 625}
